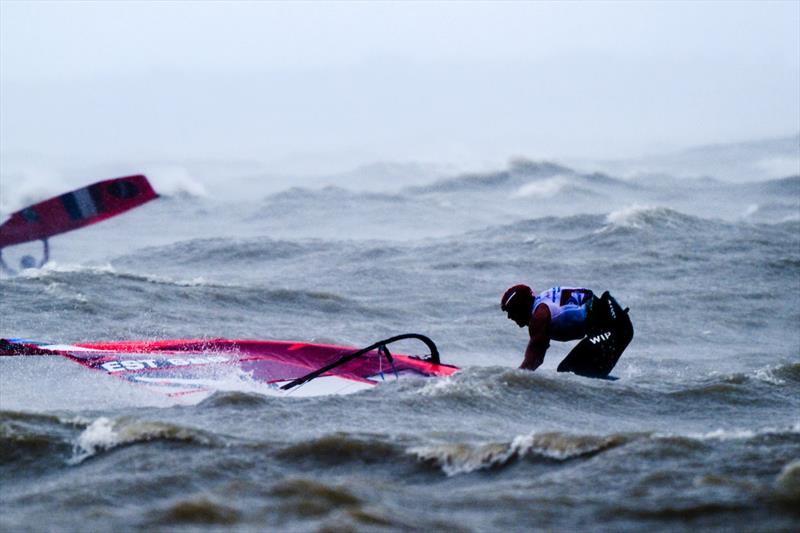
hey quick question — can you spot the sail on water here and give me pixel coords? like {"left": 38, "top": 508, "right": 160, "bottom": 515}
{"left": 0, "top": 335, "right": 459, "bottom": 400}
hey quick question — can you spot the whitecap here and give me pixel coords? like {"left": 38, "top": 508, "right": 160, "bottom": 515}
{"left": 144, "top": 165, "right": 208, "bottom": 198}
{"left": 511, "top": 176, "right": 568, "bottom": 199}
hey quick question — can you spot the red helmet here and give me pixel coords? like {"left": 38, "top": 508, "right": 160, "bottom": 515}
{"left": 501, "top": 284, "right": 534, "bottom": 316}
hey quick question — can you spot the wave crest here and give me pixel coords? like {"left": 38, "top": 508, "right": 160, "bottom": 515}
{"left": 776, "top": 460, "right": 800, "bottom": 501}
{"left": 71, "top": 416, "right": 220, "bottom": 464}
{"left": 0, "top": 411, "right": 78, "bottom": 468}
{"left": 145, "top": 166, "right": 208, "bottom": 198}
{"left": 603, "top": 205, "right": 704, "bottom": 231}
{"left": 275, "top": 433, "right": 402, "bottom": 466}
{"left": 410, "top": 431, "right": 636, "bottom": 476}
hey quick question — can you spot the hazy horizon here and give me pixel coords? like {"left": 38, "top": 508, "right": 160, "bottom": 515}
{"left": 1, "top": 1, "right": 799, "bottom": 174}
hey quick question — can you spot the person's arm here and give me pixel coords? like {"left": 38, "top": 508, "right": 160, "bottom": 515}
{"left": 38, "top": 239, "right": 49, "bottom": 267}
{"left": 520, "top": 305, "right": 550, "bottom": 371}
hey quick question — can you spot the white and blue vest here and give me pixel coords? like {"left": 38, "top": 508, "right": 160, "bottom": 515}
{"left": 533, "top": 287, "right": 592, "bottom": 341}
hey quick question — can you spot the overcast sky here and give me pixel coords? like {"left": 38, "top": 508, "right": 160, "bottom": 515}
{"left": 1, "top": 1, "right": 798, "bottom": 172}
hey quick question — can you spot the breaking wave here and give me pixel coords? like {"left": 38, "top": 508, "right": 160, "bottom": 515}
{"left": 603, "top": 205, "right": 710, "bottom": 231}
{"left": 410, "top": 431, "right": 636, "bottom": 476}
{"left": 70, "top": 416, "right": 221, "bottom": 464}
{"left": 143, "top": 165, "right": 209, "bottom": 198}
{"left": 775, "top": 460, "right": 800, "bottom": 503}
{"left": 410, "top": 424, "right": 800, "bottom": 477}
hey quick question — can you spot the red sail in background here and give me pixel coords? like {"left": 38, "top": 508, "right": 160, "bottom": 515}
{"left": 0, "top": 175, "right": 158, "bottom": 248}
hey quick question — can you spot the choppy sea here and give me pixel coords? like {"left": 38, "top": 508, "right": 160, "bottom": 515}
{"left": 1, "top": 148, "right": 799, "bottom": 532}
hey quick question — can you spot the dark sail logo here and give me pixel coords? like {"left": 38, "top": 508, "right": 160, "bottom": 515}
{"left": 108, "top": 180, "right": 139, "bottom": 199}
{"left": 21, "top": 208, "right": 40, "bottom": 222}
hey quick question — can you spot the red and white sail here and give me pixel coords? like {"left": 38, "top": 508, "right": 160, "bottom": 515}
{"left": 0, "top": 338, "right": 459, "bottom": 398}
{"left": 0, "top": 175, "right": 158, "bottom": 248}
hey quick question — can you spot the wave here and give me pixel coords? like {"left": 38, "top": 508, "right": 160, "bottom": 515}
{"left": 410, "top": 431, "right": 637, "bottom": 476}
{"left": 3, "top": 264, "right": 364, "bottom": 317}
{"left": 758, "top": 174, "right": 800, "bottom": 195}
{"left": 122, "top": 236, "right": 323, "bottom": 265}
{"left": 409, "top": 160, "right": 573, "bottom": 194}
{"left": 775, "top": 460, "right": 800, "bottom": 503}
{"left": 668, "top": 363, "right": 800, "bottom": 404}
{"left": 310, "top": 161, "right": 450, "bottom": 193}
{"left": 754, "top": 362, "right": 800, "bottom": 385}
{"left": 268, "top": 477, "right": 407, "bottom": 528}
{"left": 461, "top": 214, "right": 603, "bottom": 242}
{"left": 402, "top": 366, "right": 665, "bottom": 412}
{"left": 264, "top": 185, "right": 411, "bottom": 206}
{"left": 253, "top": 185, "right": 457, "bottom": 238}
{"left": 274, "top": 433, "right": 405, "bottom": 466}
{"left": 143, "top": 165, "right": 208, "bottom": 198}
{"left": 410, "top": 159, "right": 635, "bottom": 195}
{"left": 602, "top": 205, "right": 712, "bottom": 232}
{"left": 270, "top": 477, "right": 362, "bottom": 507}
{"left": 451, "top": 205, "right": 770, "bottom": 245}
{"left": 608, "top": 501, "right": 747, "bottom": 521}
{"left": 411, "top": 169, "right": 517, "bottom": 194}
{"left": 265, "top": 475, "right": 460, "bottom": 530}
{"left": 152, "top": 497, "right": 240, "bottom": 526}
{"left": 197, "top": 390, "right": 274, "bottom": 408}
{"left": 668, "top": 379, "right": 756, "bottom": 404}
{"left": 0, "top": 411, "right": 78, "bottom": 470}
{"left": 70, "top": 416, "right": 221, "bottom": 464}
{"left": 609, "top": 454, "right": 800, "bottom": 520}
{"left": 269, "top": 426, "right": 639, "bottom": 477}
{"left": 743, "top": 202, "right": 800, "bottom": 223}
{"left": 411, "top": 423, "right": 800, "bottom": 477}
{"left": 510, "top": 175, "right": 594, "bottom": 200}
{"left": 6, "top": 262, "right": 212, "bottom": 288}
{"left": 411, "top": 366, "right": 592, "bottom": 403}
{"left": 647, "top": 423, "right": 800, "bottom": 446}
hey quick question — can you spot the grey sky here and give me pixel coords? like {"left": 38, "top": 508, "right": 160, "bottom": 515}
{"left": 1, "top": 0, "right": 798, "bottom": 172}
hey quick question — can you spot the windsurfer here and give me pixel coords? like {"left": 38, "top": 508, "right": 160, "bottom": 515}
{"left": 500, "top": 284, "right": 628, "bottom": 372}
{"left": 0, "top": 238, "right": 49, "bottom": 275}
